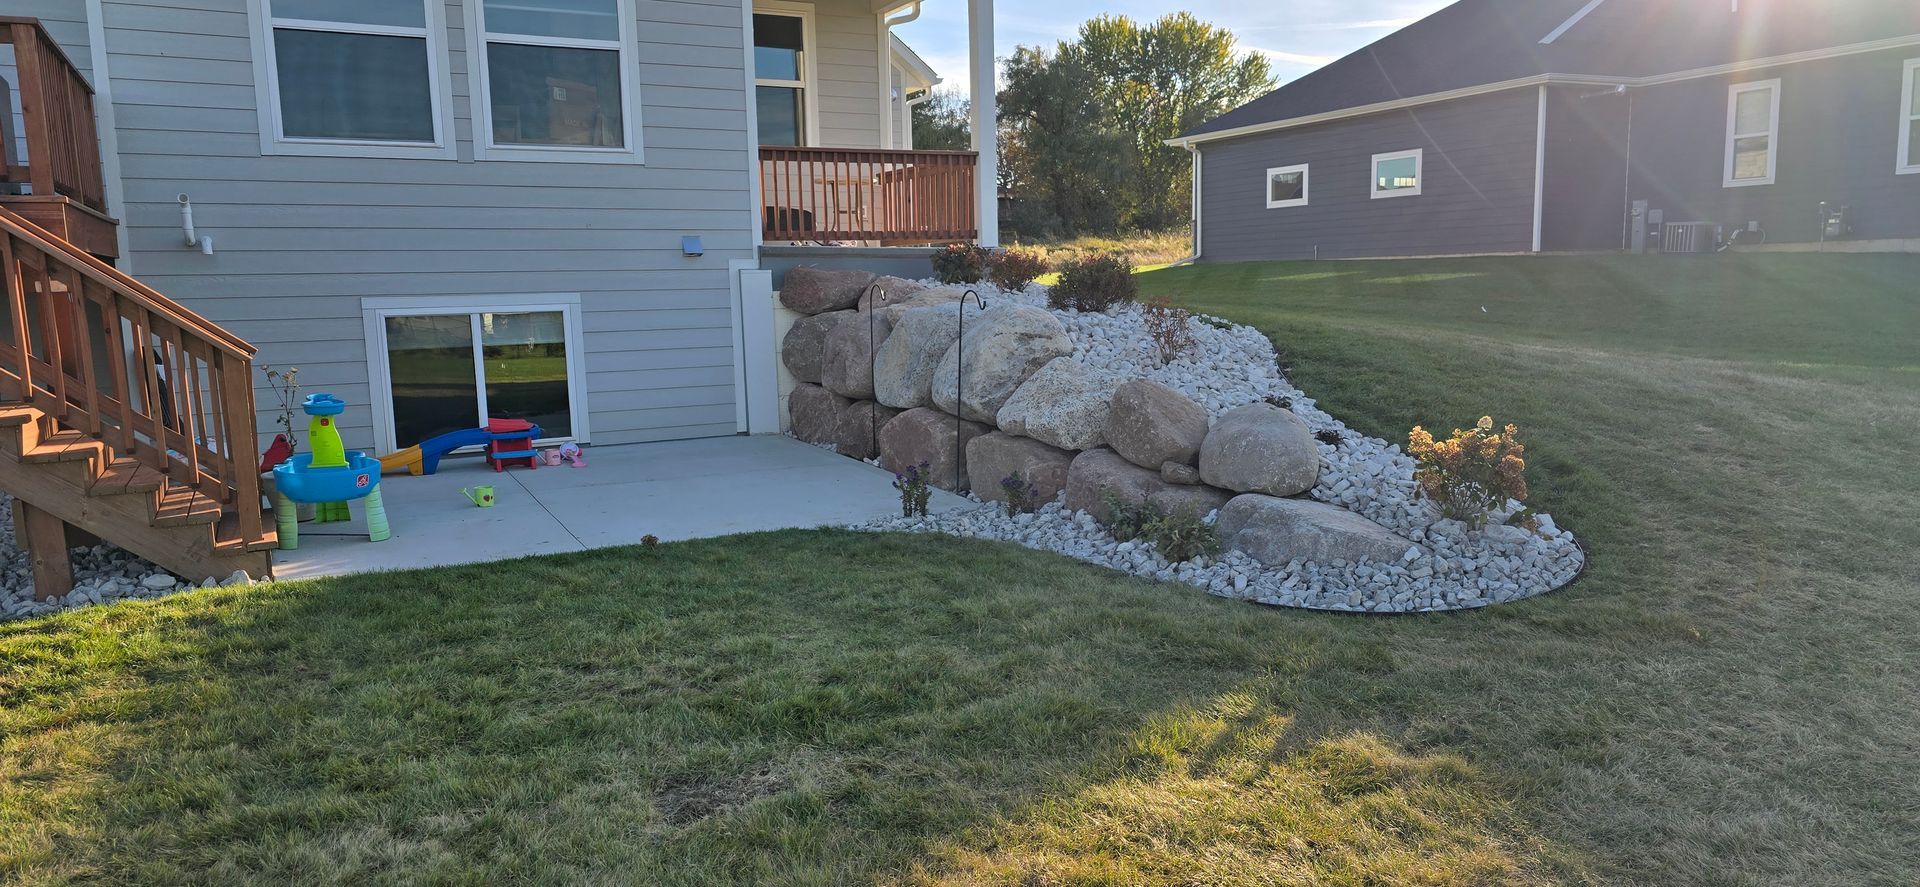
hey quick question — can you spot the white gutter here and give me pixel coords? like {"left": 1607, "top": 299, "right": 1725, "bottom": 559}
{"left": 877, "top": 2, "right": 923, "bottom": 149}
{"left": 1167, "top": 34, "right": 1920, "bottom": 148}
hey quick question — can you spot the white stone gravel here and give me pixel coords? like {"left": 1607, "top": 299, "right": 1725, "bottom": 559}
{"left": 855, "top": 281, "right": 1587, "bottom": 612}
{"left": 0, "top": 492, "right": 257, "bottom": 622}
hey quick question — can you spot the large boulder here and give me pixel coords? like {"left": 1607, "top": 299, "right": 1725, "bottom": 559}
{"left": 966, "top": 432, "right": 1074, "bottom": 505}
{"left": 1063, "top": 448, "right": 1232, "bottom": 525}
{"left": 1105, "top": 379, "right": 1210, "bottom": 470}
{"left": 834, "top": 400, "right": 903, "bottom": 460}
{"left": 873, "top": 302, "right": 977, "bottom": 409}
{"left": 856, "top": 276, "right": 933, "bottom": 312}
{"left": 820, "top": 310, "right": 896, "bottom": 399}
{"left": 1197, "top": 402, "right": 1320, "bottom": 496}
{"left": 789, "top": 383, "right": 850, "bottom": 447}
{"left": 779, "top": 267, "right": 876, "bottom": 314}
{"left": 1215, "top": 494, "right": 1417, "bottom": 565}
{"left": 931, "top": 304, "right": 1073, "bottom": 423}
{"left": 995, "top": 357, "right": 1117, "bottom": 451}
{"left": 780, "top": 310, "right": 850, "bottom": 384}
{"left": 878, "top": 407, "right": 991, "bottom": 492}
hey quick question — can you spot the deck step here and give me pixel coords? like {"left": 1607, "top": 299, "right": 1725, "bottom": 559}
{"left": 151, "top": 486, "right": 223, "bottom": 527}
{"left": 89, "top": 458, "right": 168, "bottom": 496}
{"left": 214, "top": 510, "right": 279, "bottom": 554}
{"left": 21, "top": 430, "right": 108, "bottom": 464}
{"left": 0, "top": 406, "right": 40, "bottom": 427}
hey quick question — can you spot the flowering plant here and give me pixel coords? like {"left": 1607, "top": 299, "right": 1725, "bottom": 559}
{"left": 998, "top": 472, "right": 1040, "bottom": 517}
{"left": 893, "top": 461, "right": 933, "bottom": 518}
{"left": 1140, "top": 296, "right": 1196, "bottom": 365}
{"left": 1407, "top": 416, "right": 1529, "bottom": 527}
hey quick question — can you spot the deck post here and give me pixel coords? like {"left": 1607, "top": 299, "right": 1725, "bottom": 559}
{"left": 18, "top": 499, "right": 74, "bottom": 599}
{"left": 968, "top": 0, "right": 997, "bottom": 247}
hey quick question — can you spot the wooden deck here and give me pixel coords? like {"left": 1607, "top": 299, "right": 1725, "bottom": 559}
{"left": 0, "top": 16, "right": 117, "bottom": 258}
{"left": 759, "top": 146, "right": 978, "bottom": 245}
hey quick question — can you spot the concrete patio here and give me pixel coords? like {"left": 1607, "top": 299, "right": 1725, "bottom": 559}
{"left": 271, "top": 435, "right": 972, "bottom": 580}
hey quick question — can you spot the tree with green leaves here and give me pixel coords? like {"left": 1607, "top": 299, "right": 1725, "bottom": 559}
{"left": 998, "top": 13, "right": 1273, "bottom": 235}
{"left": 997, "top": 45, "right": 1134, "bottom": 237}
{"left": 909, "top": 88, "right": 971, "bottom": 151}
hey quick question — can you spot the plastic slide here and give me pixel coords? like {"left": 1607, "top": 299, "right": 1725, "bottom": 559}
{"left": 376, "top": 427, "right": 498, "bottom": 477}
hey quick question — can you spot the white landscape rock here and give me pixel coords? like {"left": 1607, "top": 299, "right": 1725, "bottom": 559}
{"left": 0, "top": 492, "right": 257, "bottom": 622}
{"left": 873, "top": 302, "right": 976, "bottom": 409}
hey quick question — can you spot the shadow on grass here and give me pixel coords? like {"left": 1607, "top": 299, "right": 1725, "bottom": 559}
{"left": 0, "top": 529, "right": 1582, "bottom": 886}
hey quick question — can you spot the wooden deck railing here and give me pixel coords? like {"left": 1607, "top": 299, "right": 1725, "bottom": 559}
{"left": 0, "top": 208, "right": 265, "bottom": 547}
{"left": 760, "top": 146, "right": 977, "bottom": 244}
{"left": 1, "top": 17, "right": 106, "bottom": 214}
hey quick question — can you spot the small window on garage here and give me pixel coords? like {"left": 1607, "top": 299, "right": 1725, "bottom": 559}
{"left": 1371, "top": 149, "right": 1423, "bottom": 198}
{"left": 1265, "top": 164, "right": 1309, "bottom": 208}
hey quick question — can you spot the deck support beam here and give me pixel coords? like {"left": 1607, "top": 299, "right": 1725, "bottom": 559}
{"left": 18, "top": 499, "right": 74, "bottom": 600}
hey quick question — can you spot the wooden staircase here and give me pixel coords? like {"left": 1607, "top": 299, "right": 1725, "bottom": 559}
{"left": 0, "top": 207, "right": 273, "bottom": 597}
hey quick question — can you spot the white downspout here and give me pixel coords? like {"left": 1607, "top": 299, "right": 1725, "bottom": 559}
{"left": 878, "top": 2, "right": 922, "bottom": 150}
{"left": 967, "top": 0, "right": 998, "bottom": 246}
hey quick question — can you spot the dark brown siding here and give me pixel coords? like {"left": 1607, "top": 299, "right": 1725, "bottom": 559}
{"left": 1623, "top": 47, "right": 1920, "bottom": 244}
{"left": 1197, "top": 89, "right": 1542, "bottom": 262}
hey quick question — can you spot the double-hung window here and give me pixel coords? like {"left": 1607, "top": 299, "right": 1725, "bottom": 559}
{"left": 1265, "top": 164, "right": 1309, "bottom": 208}
{"left": 753, "top": 6, "right": 814, "bottom": 146}
{"left": 251, "top": 0, "right": 454, "bottom": 158}
{"left": 1370, "top": 149, "right": 1422, "bottom": 198}
{"left": 1724, "top": 79, "right": 1780, "bottom": 187}
{"left": 1899, "top": 59, "right": 1919, "bottom": 175}
{"left": 467, "top": 0, "right": 643, "bottom": 162}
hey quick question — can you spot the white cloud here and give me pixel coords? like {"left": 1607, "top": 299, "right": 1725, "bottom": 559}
{"left": 1247, "top": 46, "right": 1339, "bottom": 67}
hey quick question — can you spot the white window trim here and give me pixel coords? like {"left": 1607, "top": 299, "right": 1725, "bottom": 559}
{"left": 753, "top": 1, "right": 821, "bottom": 147}
{"left": 1899, "top": 58, "right": 1920, "bottom": 175}
{"left": 1370, "top": 149, "right": 1423, "bottom": 199}
{"left": 361, "top": 293, "right": 591, "bottom": 455}
{"left": 1264, "top": 163, "right": 1309, "bottom": 209}
{"left": 462, "top": 0, "right": 645, "bottom": 164}
{"left": 1723, "top": 78, "right": 1781, "bottom": 188}
{"left": 246, "top": 0, "right": 457, "bottom": 160}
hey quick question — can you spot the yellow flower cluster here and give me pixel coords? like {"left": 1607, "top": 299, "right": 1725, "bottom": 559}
{"left": 1407, "top": 416, "right": 1528, "bottom": 525}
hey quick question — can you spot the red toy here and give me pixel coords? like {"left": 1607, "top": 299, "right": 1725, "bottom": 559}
{"left": 485, "top": 418, "right": 542, "bottom": 472}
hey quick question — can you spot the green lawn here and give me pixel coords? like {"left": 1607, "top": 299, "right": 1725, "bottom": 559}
{"left": 5, "top": 254, "right": 1918, "bottom": 885}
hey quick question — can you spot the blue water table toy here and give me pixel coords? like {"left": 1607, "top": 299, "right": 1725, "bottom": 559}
{"left": 272, "top": 393, "right": 391, "bottom": 549}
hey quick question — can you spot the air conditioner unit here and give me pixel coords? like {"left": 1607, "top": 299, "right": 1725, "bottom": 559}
{"left": 1661, "top": 222, "right": 1718, "bottom": 254}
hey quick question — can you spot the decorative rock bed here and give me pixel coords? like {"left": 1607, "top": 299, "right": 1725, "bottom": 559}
{"left": 0, "top": 492, "right": 257, "bottom": 621}
{"left": 781, "top": 267, "right": 1585, "bottom": 612}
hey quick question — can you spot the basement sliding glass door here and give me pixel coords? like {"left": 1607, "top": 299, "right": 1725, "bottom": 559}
{"left": 371, "top": 299, "right": 585, "bottom": 451}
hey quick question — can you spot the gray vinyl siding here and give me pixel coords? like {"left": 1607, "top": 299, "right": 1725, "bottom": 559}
{"left": 1621, "top": 48, "right": 1920, "bottom": 244}
{"left": 1197, "top": 89, "right": 1541, "bottom": 262}
{"left": 84, "top": 0, "right": 758, "bottom": 449}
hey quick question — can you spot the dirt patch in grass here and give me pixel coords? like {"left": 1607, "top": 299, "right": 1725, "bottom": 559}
{"left": 655, "top": 763, "right": 793, "bottom": 827}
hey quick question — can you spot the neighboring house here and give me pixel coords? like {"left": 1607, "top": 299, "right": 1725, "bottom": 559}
{"left": 1171, "top": 0, "right": 1920, "bottom": 261}
{"left": 889, "top": 33, "right": 940, "bottom": 149}
{"left": 0, "top": 0, "right": 996, "bottom": 588}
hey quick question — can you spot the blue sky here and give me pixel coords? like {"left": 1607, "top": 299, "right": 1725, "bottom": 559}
{"left": 893, "top": 0, "right": 1453, "bottom": 100}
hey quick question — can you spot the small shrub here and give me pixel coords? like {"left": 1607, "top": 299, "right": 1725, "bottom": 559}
{"left": 1047, "top": 254, "right": 1137, "bottom": 312}
{"left": 999, "top": 472, "right": 1040, "bottom": 517}
{"left": 987, "top": 247, "right": 1048, "bottom": 291}
{"left": 1407, "top": 416, "right": 1529, "bottom": 527}
{"left": 1264, "top": 394, "right": 1293, "bottom": 410}
{"left": 1142, "top": 509, "right": 1220, "bottom": 563}
{"left": 641, "top": 534, "right": 660, "bottom": 549}
{"left": 1101, "top": 492, "right": 1158, "bottom": 542}
{"left": 1315, "top": 429, "right": 1344, "bottom": 446}
{"left": 931, "top": 243, "right": 991, "bottom": 284}
{"left": 1140, "top": 296, "right": 1196, "bottom": 365}
{"left": 893, "top": 461, "right": 934, "bottom": 517}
